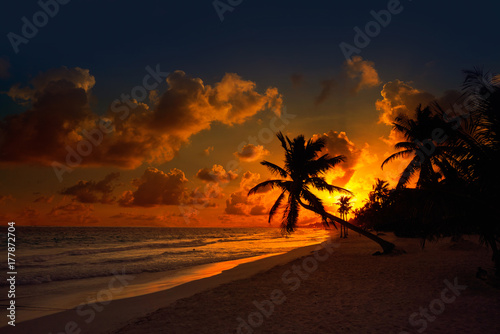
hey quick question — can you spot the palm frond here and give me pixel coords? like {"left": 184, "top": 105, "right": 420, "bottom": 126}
{"left": 260, "top": 161, "right": 288, "bottom": 178}
{"left": 248, "top": 180, "right": 284, "bottom": 196}
{"left": 381, "top": 150, "right": 413, "bottom": 169}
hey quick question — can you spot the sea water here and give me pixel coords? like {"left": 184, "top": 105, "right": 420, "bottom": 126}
{"left": 1, "top": 227, "right": 331, "bottom": 286}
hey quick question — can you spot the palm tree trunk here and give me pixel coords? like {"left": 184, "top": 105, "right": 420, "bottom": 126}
{"left": 299, "top": 201, "right": 395, "bottom": 254}
{"left": 340, "top": 213, "right": 344, "bottom": 238}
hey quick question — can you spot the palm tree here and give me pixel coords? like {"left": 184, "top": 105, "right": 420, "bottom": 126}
{"left": 336, "top": 196, "right": 353, "bottom": 238}
{"left": 371, "top": 179, "right": 390, "bottom": 205}
{"left": 381, "top": 106, "right": 455, "bottom": 189}
{"left": 452, "top": 69, "right": 500, "bottom": 275}
{"left": 248, "top": 132, "right": 396, "bottom": 254}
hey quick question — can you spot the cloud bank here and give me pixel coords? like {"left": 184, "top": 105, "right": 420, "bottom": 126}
{"left": 0, "top": 67, "right": 282, "bottom": 169}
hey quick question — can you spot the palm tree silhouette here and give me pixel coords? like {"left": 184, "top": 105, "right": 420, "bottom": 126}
{"left": 453, "top": 69, "right": 500, "bottom": 275}
{"left": 248, "top": 132, "right": 395, "bottom": 254}
{"left": 371, "top": 179, "right": 390, "bottom": 205}
{"left": 381, "top": 106, "right": 454, "bottom": 189}
{"left": 336, "top": 196, "right": 353, "bottom": 238}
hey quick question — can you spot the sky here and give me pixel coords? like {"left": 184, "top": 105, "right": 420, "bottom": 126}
{"left": 0, "top": 0, "right": 499, "bottom": 227}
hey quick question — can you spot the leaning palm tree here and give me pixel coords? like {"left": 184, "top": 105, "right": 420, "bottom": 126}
{"left": 336, "top": 196, "right": 353, "bottom": 238}
{"left": 248, "top": 132, "right": 395, "bottom": 254}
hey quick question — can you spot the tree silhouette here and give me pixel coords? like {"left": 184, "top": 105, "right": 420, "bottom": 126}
{"left": 336, "top": 196, "right": 353, "bottom": 238}
{"left": 381, "top": 106, "right": 455, "bottom": 189}
{"left": 248, "top": 132, "right": 395, "bottom": 254}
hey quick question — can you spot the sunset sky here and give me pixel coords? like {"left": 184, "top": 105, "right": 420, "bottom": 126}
{"left": 1, "top": 0, "right": 499, "bottom": 227}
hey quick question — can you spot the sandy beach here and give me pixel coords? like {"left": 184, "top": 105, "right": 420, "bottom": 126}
{"left": 10, "top": 233, "right": 500, "bottom": 334}
{"left": 113, "top": 234, "right": 500, "bottom": 334}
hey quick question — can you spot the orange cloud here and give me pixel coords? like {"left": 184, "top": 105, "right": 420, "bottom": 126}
{"left": 376, "top": 80, "right": 435, "bottom": 125}
{"left": 17, "top": 207, "right": 41, "bottom": 224}
{"left": 203, "top": 146, "right": 214, "bottom": 156}
{"left": 345, "top": 56, "right": 381, "bottom": 93}
{"left": 234, "top": 144, "right": 270, "bottom": 162}
{"left": 1, "top": 68, "right": 282, "bottom": 169}
{"left": 224, "top": 171, "right": 271, "bottom": 216}
{"left": 119, "top": 168, "right": 188, "bottom": 207}
{"left": 311, "top": 130, "right": 361, "bottom": 187}
{"left": 196, "top": 164, "right": 238, "bottom": 183}
{"left": 239, "top": 171, "right": 261, "bottom": 191}
{"left": 188, "top": 182, "right": 223, "bottom": 207}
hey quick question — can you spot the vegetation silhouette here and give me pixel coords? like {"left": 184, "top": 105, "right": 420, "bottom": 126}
{"left": 248, "top": 132, "right": 396, "bottom": 254}
{"left": 336, "top": 196, "right": 353, "bottom": 238}
{"left": 356, "top": 69, "right": 500, "bottom": 275}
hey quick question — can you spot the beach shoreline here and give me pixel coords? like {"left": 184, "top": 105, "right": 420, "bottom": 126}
{"left": 9, "top": 236, "right": 335, "bottom": 334}
{"left": 113, "top": 233, "right": 499, "bottom": 334}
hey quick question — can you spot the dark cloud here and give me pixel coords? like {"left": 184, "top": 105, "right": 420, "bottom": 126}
{"left": 0, "top": 58, "right": 11, "bottom": 79}
{"left": 119, "top": 168, "right": 188, "bottom": 207}
{"left": 290, "top": 73, "right": 304, "bottom": 88}
{"left": 314, "top": 79, "right": 335, "bottom": 106}
{"left": 17, "top": 207, "right": 40, "bottom": 223}
{"left": 47, "top": 202, "right": 98, "bottom": 225}
{"left": 61, "top": 172, "right": 120, "bottom": 204}
{"left": 187, "top": 183, "right": 223, "bottom": 207}
{"left": 1, "top": 67, "right": 95, "bottom": 165}
{"left": 1, "top": 68, "right": 282, "bottom": 169}
{"left": 225, "top": 191, "right": 250, "bottom": 215}
{"left": 0, "top": 194, "right": 14, "bottom": 204}
{"left": 33, "top": 195, "right": 54, "bottom": 203}
{"left": 250, "top": 205, "right": 267, "bottom": 215}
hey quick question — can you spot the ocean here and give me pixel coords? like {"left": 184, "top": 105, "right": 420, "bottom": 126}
{"left": 2, "top": 227, "right": 331, "bottom": 286}
{"left": 0, "top": 227, "right": 332, "bottom": 323}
